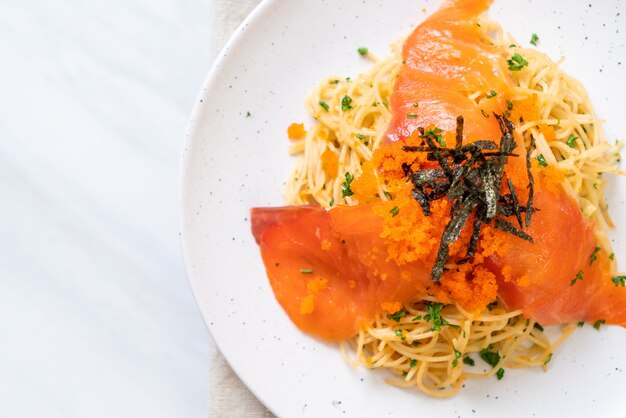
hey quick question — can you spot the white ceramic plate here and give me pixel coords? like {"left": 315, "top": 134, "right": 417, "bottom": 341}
{"left": 181, "top": 1, "right": 626, "bottom": 416}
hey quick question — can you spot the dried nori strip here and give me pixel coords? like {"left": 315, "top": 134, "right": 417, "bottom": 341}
{"left": 455, "top": 116, "right": 464, "bottom": 151}
{"left": 507, "top": 178, "right": 523, "bottom": 229}
{"left": 525, "top": 135, "right": 536, "bottom": 227}
{"left": 412, "top": 189, "right": 431, "bottom": 216}
{"left": 400, "top": 114, "right": 536, "bottom": 282}
{"left": 494, "top": 218, "right": 534, "bottom": 243}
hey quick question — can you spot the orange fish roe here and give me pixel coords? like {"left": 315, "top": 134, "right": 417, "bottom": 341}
{"left": 351, "top": 159, "right": 380, "bottom": 201}
{"left": 381, "top": 301, "right": 402, "bottom": 314}
{"left": 509, "top": 96, "right": 539, "bottom": 124}
{"left": 287, "top": 122, "right": 306, "bottom": 140}
{"left": 300, "top": 295, "right": 315, "bottom": 314}
{"left": 299, "top": 277, "right": 329, "bottom": 314}
{"left": 320, "top": 239, "right": 332, "bottom": 251}
{"left": 439, "top": 266, "right": 498, "bottom": 312}
{"left": 321, "top": 149, "right": 339, "bottom": 178}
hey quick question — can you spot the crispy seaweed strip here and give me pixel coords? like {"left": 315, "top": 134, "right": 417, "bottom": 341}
{"left": 507, "top": 179, "right": 523, "bottom": 229}
{"left": 412, "top": 189, "right": 431, "bottom": 216}
{"left": 455, "top": 116, "right": 464, "bottom": 151}
{"left": 494, "top": 218, "right": 534, "bottom": 243}
{"left": 401, "top": 114, "right": 535, "bottom": 281}
{"left": 525, "top": 135, "right": 536, "bottom": 227}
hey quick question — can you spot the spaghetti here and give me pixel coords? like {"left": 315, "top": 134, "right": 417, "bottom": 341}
{"left": 283, "top": 17, "right": 621, "bottom": 396}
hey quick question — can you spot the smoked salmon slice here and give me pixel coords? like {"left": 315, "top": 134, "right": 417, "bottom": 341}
{"left": 250, "top": 0, "right": 625, "bottom": 341}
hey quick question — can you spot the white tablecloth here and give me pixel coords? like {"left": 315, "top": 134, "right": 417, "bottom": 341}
{"left": 207, "top": 1, "right": 274, "bottom": 417}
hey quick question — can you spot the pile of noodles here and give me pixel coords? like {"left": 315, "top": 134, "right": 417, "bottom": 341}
{"left": 284, "top": 18, "right": 622, "bottom": 397}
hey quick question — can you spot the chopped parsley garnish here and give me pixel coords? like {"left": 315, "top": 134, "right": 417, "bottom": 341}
{"left": 570, "top": 270, "right": 584, "bottom": 286}
{"left": 356, "top": 133, "right": 367, "bottom": 140}
{"left": 319, "top": 100, "right": 330, "bottom": 111}
{"left": 329, "top": 79, "right": 340, "bottom": 84}
{"left": 496, "top": 368, "right": 505, "bottom": 380}
{"left": 544, "top": 353, "right": 553, "bottom": 365}
{"left": 486, "top": 90, "right": 497, "bottom": 99}
{"left": 452, "top": 349, "right": 462, "bottom": 368}
{"left": 566, "top": 134, "right": 578, "bottom": 148}
{"left": 530, "top": 33, "right": 539, "bottom": 46}
{"left": 610, "top": 253, "right": 615, "bottom": 261}
{"left": 481, "top": 109, "right": 490, "bottom": 118}
{"left": 506, "top": 99, "right": 513, "bottom": 111}
{"left": 390, "top": 206, "right": 400, "bottom": 217}
{"left": 341, "top": 172, "right": 355, "bottom": 197}
{"left": 299, "top": 268, "right": 313, "bottom": 274}
{"left": 386, "top": 309, "right": 407, "bottom": 322}
{"left": 383, "top": 190, "right": 392, "bottom": 200}
{"left": 424, "top": 127, "right": 446, "bottom": 147}
{"left": 245, "top": 111, "right": 251, "bottom": 117}
{"left": 357, "top": 47, "right": 368, "bottom": 55}
{"left": 409, "top": 359, "right": 417, "bottom": 368}
{"left": 590, "top": 247, "right": 601, "bottom": 265}
{"left": 577, "top": 321, "right": 585, "bottom": 327}
{"left": 611, "top": 275, "right": 626, "bottom": 287}
{"left": 536, "top": 154, "right": 548, "bottom": 167}
{"left": 479, "top": 347, "right": 501, "bottom": 368}
{"left": 411, "top": 341, "right": 421, "bottom": 346}
{"left": 412, "top": 315, "right": 422, "bottom": 321}
{"left": 407, "top": 113, "right": 418, "bottom": 118}
{"left": 533, "top": 323, "right": 544, "bottom": 332}
{"left": 341, "top": 95, "right": 353, "bottom": 111}
{"left": 593, "top": 319, "right": 606, "bottom": 330}
{"left": 329, "top": 197, "right": 334, "bottom": 207}
{"left": 507, "top": 53, "right": 529, "bottom": 71}
{"left": 402, "top": 371, "right": 408, "bottom": 377}
{"left": 463, "top": 356, "right": 475, "bottom": 366}
{"left": 394, "top": 329, "right": 406, "bottom": 340}
{"left": 412, "top": 102, "right": 419, "bottom": 107}
{"left": 424, "top": 303, "right": 453, "bottom": 332}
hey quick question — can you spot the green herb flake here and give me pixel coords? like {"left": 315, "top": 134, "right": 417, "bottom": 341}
{"left": 593, "top": 319, "right": 606, "bottom": 330}
{"left": 402, "top": 371, "right": 408, "bottom": 377}
{"left": 424, "top": 303, "right": 452, "bottom": 332}
{"left": 463, "top": 356, "right": 475, "bottom": 366}
{"left": 452, "top": 349, "right": 462, "bottom": 368}
{"left": 544, "top": 353, "right": 553, "bottom": 365}
{"left": 593, "top": 183, "right": 598, "bottom": 190}
{"left": 412, "top": 102, "right": 419, "bottom": 107}
{"left": 341, "top": 95, "right": 353, "bottom": 111}
{"left": 341, "top": 172, "right": 355, "bottom": 197}
{"left": 357, "top": 47, "right": 369, "bottom": 55}
{"left": 479, "top": 348, "right": 501, "bottom": 368}
{"left": 507, "top": 53, "right": 529, "bottom": 71}
{"left": 424, "top": 127, "right": 446, "bottom": 147}
{"left": 481, "top": 109, "right": 490, "bottom": 118}
{"left": 386, "top": 309, "right": 407, "bottom": 322}
{"left": 506, "top": 100, "right": 513, "bottom": 111}
{"left": 577, "top": 321, "right": 585, "bottom": 327}
{"left": 611, "top": 275, "right": 626, "bottom": 287}
{"left": 536, "top": 154, "right": 548, "bottom": 167}
{"left": 383, "top": 190, "right": 392, "bottom": 200}
{"left": 245, "top": 111, "right": 251, "bottom": 118}
{"left": 530, "top": 33, "right": 539, "bottom": 46}
{"left": 329, "top": 79, "right": 340, "bottom": 84}
{"left": 570, "top": 270, "right": 584, "bottom": 286}
{"left": 496, "top": 367, "right": 505, "bottom": 380}
{"left": 486, "top": 90, "right": 497, "bottom": 99}
{"left": 412, "top": 315, "right": 422, "bottom": 322}
{"left": 390, "top": 206, "right": 400, "bottom": 217}
{"left": 533, "top": 323, "right": 544, "bottom": 332}
{"left": 299, "top": 268, "right": 313, "bottom": 274}
{"left": 356, "top": 133, "right": 367, "bottom": 140}
{"left": 411, "top": 340, "right": 421, "bottom": 346}
{"left": 409, "top": 359, "right": 417, "bottom": 368}
{"left": 566, "top": 134, "right": 578, "bottom": 148}
{"left": 590, "top": 247, "right": 601, "bottom": 265}
{"left": 329, "top": 197, "right": 334, "bottom": 207}
{"left": 319, "top": 101, "right": 330, "bottom": 111}
{"left": 394, "top": 329, "right": 406, "bottom": 341}
{"left": 407, "top": 113, "right": 418, "bottom": 118}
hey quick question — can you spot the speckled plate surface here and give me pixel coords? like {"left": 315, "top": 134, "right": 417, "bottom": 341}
{"left": 180, "top": 1, "right": 626, "bottom": 416}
